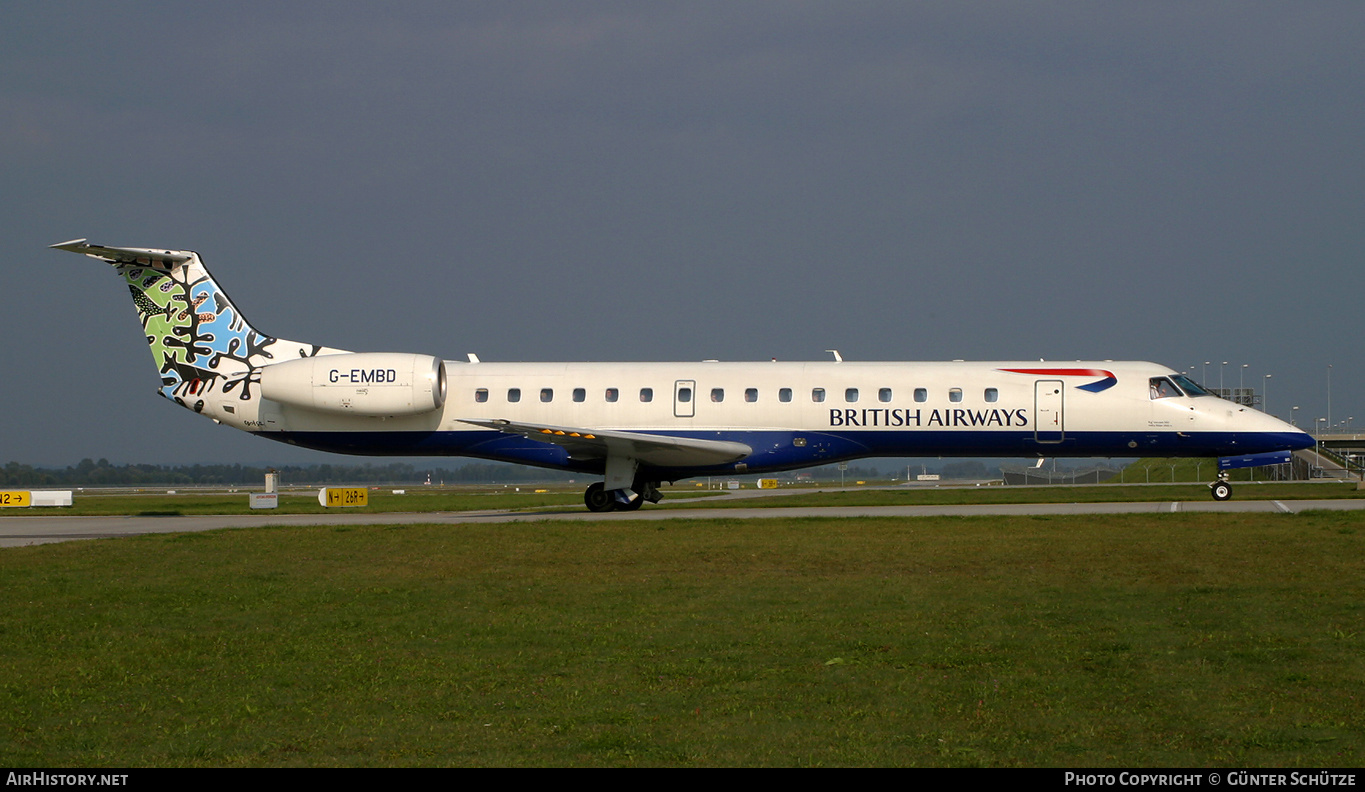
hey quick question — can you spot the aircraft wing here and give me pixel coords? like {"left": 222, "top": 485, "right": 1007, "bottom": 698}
{"left": 459, "top": 419, "right": 752, "bottom": 468}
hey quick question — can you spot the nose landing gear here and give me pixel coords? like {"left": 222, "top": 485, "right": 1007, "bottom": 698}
{"left": 1209, "top": 475, "right": 1232, "bottom": 501}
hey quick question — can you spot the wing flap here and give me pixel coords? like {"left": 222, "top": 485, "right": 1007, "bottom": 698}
{"left": 459, "top": 418, "right": 752, "bottom": 468}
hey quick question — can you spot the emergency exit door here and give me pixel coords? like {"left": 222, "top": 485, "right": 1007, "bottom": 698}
{"left": 1035, "top": 380, "right": 1064, "bottom": 443}
{"left": 674, "top": 380, "right": 695, "bottom": 418}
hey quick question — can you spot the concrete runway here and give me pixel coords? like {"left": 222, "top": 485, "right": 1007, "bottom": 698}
{"left": 4, "top": 495, "right": 1364, "bottom": 547}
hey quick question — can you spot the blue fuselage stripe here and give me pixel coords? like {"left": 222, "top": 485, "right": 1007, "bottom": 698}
{"left": 260, "top": 428, "right": 1313, "bottom": 478}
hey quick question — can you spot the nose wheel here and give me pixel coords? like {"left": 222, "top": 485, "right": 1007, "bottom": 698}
{"left": 1210, "top": 477, "right": 1232, "bottom": 501}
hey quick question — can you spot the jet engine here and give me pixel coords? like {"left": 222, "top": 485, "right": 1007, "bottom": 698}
{"left": 259, "top": 353, "right": 447, "bottom": 417}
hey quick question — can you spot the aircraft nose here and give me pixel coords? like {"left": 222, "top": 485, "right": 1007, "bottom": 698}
{"left": 1264, "top": 414, "right": 1315, "bottom": 450}
{"left": 1250, "top": 410, "right": 1314, "bottom": 451}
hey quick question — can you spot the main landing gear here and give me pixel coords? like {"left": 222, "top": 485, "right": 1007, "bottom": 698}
{"left": 1209, "top": 474, "right": 1233, "bottom": 501}
{"left": 584, "top": 479, "right": 664, "bottom": 512}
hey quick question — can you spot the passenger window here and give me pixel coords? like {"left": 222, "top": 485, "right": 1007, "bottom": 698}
{"left": 678, "top": 387, "right": 692, "bottom": 403}
{"left": 812, "top": 388, "right": 826, "bottom": 403}
{"left": 606, "top": 388, "right": 619, "bottom": 403}
{"left": 985, "top": 388, "right": 998, "bottom": 403}
{"left": 879, "top": 387, "right": 892, "bottom": 403}
{"left": 573, "top": 388, "right": 585, "bottom": 403}
{"left": 711, "top": 388, "right": 724, "bottom": 403}
{"left": 475, "top": 388, "right": 488, "bottom": 403}
{"left": 949, "top": 388, "right": 963, "bottom": 403}
{"left": 779, "top": 388, "right": 792, "bottom": 403}
{"left": 745, "top": 388, "right": 758, "bottom": 403}
{"left": 507, "top": 388, "right": 521, "bottom": 403}
{"left": 640, "top": 388, "right": 653, "bottom": 402}
{"left": 845, "top": 388, "right": 859, "bottom": 403}
{"left": 540, "top": 388, "right": 553, "bottom": 403}
{"left": 914, "top": 388, "right": 927, "bottom": 402}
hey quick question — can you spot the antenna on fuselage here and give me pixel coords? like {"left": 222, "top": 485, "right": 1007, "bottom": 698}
{"left": 826, "top": 349, "right": 843, "bottom": 363}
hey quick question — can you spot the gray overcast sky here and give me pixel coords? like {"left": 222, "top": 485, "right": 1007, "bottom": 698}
{"left": 3, "top": 2, "right": 1363, "bottom": 466}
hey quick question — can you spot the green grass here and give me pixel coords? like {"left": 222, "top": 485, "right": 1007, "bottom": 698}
{"left": 2, "top": 511, "right": 1362, "bottom": 766}
{"left": 665, "top": 481, "right": 1365, "bottom": 508}
{"left": 19, "top": 479, "right": 1363, "bottom": 518}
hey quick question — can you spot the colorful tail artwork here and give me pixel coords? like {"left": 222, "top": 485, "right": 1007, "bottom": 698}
{"left": 50, "top": 239, "right": 338, "bottom": 413}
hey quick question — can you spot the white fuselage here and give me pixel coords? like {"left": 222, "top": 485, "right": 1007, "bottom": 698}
{"left": 207, "top": 358, "right": 1311, "bottom": 479}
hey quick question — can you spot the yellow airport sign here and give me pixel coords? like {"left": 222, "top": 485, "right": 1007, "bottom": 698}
{"left": 0, "top": 491, "right": 32, "bottom": 508}
{"left": 319, "top": 487, "right": 369, "bottom": 507}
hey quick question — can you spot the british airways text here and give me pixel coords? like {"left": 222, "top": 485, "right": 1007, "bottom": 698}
{"left": 829, "top": 408, "right": 1029, "bottom": 428}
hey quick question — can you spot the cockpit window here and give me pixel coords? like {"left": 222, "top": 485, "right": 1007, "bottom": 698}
{"left": 1169, "top": 374, "right": 1210, "bottom": 397}
{"left": 1149, "top": 377, "right": 1183, "bottom": 399}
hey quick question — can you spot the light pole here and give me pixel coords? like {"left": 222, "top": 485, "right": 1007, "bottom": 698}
{"left": 1221, "top": 361, "right": 1228, "bottom": 394}
{"left": 1328, "top": 364, "right": 1333, "bottom": 433}
{"left": 1317, "top": 418, "right": 1327, "bottom": 478}
{"left": 1351, "top": 419, "right": 1359, "bottom": 479}
{"left": 1241, "top": 364, "right": 1248, "bottom": 404}
{"left": 1292, "top": 406, "right": 1300, "bottom": 426}
{"left": 1263, "top": 374, "right": 1271, "bottom": 413}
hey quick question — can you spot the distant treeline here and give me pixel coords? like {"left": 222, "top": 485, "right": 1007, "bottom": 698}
{"left": 0, "top": 458, "right": 579, "bottom": 488}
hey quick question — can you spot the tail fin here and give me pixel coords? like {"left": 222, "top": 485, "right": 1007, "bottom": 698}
{"left": 51, "top": 239, "right": 335, "bottom": 411}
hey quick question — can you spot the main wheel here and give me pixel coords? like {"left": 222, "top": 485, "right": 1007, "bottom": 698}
{"left": 584, "top": 482, "right": 615, "bottom": 512}
{"left": 1210, "top": 481, "right": 1232, "bottom": 501}
{"left": 616, "top": 493, "right": 644, "bottom": 511}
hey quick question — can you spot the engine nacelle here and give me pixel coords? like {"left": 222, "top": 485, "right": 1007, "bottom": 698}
{"left": 259, "top": 353, "right": 447, "bottom": 417}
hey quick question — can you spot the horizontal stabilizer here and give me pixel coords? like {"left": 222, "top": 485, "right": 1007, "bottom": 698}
{"left": 1218, "top": 450, "right": 1292, "bottom": 470}
{"left": 459, "top": 418, "right": 752, "bottom": 469}
{"left": 50, "top": 239, "right": 194, "bottom": 269}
